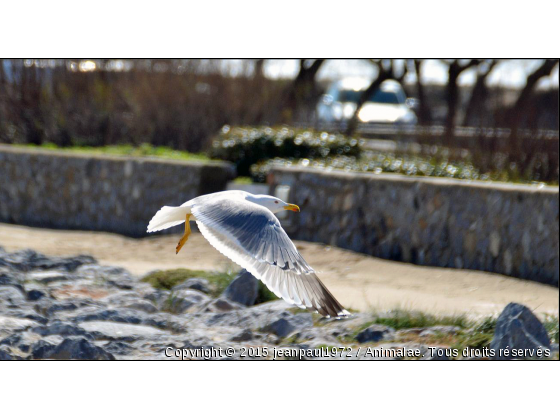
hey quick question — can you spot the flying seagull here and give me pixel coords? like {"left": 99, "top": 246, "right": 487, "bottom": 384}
{"left": 147, "top": 190, "right": 349, "bottom": 318}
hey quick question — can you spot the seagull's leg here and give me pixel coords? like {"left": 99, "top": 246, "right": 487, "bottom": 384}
{"left": 175, "top": 214, "right": 191, "bottom": 254}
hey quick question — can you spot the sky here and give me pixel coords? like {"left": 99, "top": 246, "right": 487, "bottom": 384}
{"left": 6, "top": 59, "right": 558, "bottom": 90}
{"left": 258, "top": 59, "right": 559, "bottom": 89}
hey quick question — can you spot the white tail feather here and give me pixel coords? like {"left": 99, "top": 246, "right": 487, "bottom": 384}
{"left": 147, "top": 206, "right": 189, "bottom": 232}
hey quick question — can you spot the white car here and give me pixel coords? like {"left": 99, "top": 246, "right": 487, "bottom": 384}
{"left": 317, "top": 78, "right": 417, "bottom": 125}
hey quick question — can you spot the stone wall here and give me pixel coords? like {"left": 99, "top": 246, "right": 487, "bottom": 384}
{"left": 270, "top": 167, "right": 559, "bottom": 286}
{"left": 0, "top": 146, "right": 235, "bottom": 236}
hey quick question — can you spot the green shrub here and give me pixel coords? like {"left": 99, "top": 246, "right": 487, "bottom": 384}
{"left": 210, "top": 125, "right": 363, "bottom": 181}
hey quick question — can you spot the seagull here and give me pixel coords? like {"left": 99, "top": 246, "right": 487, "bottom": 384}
{"left": 147, "top": 190, "right": 349, "bottom": 318}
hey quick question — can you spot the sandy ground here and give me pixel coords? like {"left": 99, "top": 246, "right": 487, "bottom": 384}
{"left": 1, "top": 222, "right": 557, "bottom": 318}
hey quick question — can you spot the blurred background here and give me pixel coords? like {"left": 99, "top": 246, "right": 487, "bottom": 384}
{"left": 0, "top": 59, "right": 558, "bottom": 184}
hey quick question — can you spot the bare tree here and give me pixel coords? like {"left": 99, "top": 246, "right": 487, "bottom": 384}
{"left": 412, "top": 59, "right": 432, "bottom": 124}
{"left": 346, "top": 59, "right": 409, "bottom": 135}
{"left": 506, "top": 59, "right": 559, "bottom": 130}
{"left": 443, "top": 59, "right": 481, "bottom": 134}
{"left": 281, "top": 59, "right": 325, "bottom": 123}
{"left": 463, "top": 59, "right": 499, "bottom": 126}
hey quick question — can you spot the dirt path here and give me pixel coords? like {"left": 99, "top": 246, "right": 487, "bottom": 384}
{"left": 1, "top": 222, "right": 557, "bottom": 318}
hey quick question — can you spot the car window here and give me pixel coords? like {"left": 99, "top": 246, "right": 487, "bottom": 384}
{"left": 336, "top": 88, "right": 403, "bottom": 104}
{"left": 369, "top": 90, "right": 401, "bottom": 104}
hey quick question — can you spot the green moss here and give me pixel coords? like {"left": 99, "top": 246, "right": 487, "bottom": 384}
{"left": 543, "top": 315, "right": 559, "bottom": 344}
{"left": 140, "top": 268, "right": 278, "bottom": 304}
{"left": 451, "top": 317, "right": 497, "bottom": 352}
{"left": 231, "top": 176, "right": 253, "bottom": 185}
{"left": 140, "top": 268, "right": 235, "bottom": 297}
{"left": 255, "top": 283, "right": 279, "bottom": 304}
{"left": 366, "top": 309, "right": 470, "bottom": 331}
{"left": 14, "top": 142, "right": 211, "bottom": 162}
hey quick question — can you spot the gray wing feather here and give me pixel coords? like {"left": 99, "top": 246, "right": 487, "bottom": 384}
{"left": 191, "top": 196, "right": 347, "bottom": 317}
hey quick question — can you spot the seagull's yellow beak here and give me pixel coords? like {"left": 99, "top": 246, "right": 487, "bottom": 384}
{"left": 283, "top": 203, "right": 300, "bottom": 212}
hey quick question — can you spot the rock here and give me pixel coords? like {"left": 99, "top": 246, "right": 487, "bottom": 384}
{"left": 166, "top": 290, "right": 210, "bottom": 314}
{"left": 26, "top": 271, "right": 74, "bottom": 284}
{"left": 262, "top": 313, "right": 313, "bottom": 338}
{"left": 75, "top": 264, "right": 135, "bottom": 285}
{"left": 222, "top": 270, "right": 258, "bottom": 306}
{"left": 419, "top": 326, "right": 461, "bottom": 337}
{"left": 26, "top": 288, "right": 47, "bottom": 301}
{"left": 32, "top": 337, "right": 115, "bottom": 360}
{"left": 230, "top": 329, "right": 255, "bottom": 342}
{"left": 172, "top": 278, "right": 210, "bottom": 294}
{"left": 490, "top": 302, "right": 551, "bottom": 360}
{"left": 0, "top": 269, "right": 24, "bottom": 286}
{"left": 34, "top": 301, "right": 81, "bottom": 317}
{"left": 2, "top": 331, "right": 63, "bottom": 353}
{"left": 103, "top": 341, "right": 133, "bottom": 355}
{"left": 421, "top": 346, "right": 451, "bottom": 360}
{"left": 2, "top": 308, "right": 48, "bottom": 324}
{"left": 0, "top": 249, "right": 96, "bottom": 272}
{"left": 356, "top": 324, "right": 395, "bottom": 343}
{"left": 0, "top": 316, "right": 40, "bottom": 333}
{"left": 124, "top": 300, "right": 159, "bottom": 314}
{"left": 66, "top": 307, "right": 186, "bottom": 333}
{"left": 143, "top": 289, "right": 171, "bottom": 309}
{"left": 78, "top": 321, "right": 166, "bottom": 341}
{"left": 0, "top": 346, "right": 20, "bottom": 360}
{"left": 32, "top": 321, "right": 92, "bottom": 338}
{"left": 202, "top": 298, "right": 245, "bottom": 313}
{"left": 0, "top": 285, "right": 27, "bottom": 306}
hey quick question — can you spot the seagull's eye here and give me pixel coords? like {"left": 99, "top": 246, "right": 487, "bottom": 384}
{"left": 274, "top": 200, "right": 278, "bottom": 204}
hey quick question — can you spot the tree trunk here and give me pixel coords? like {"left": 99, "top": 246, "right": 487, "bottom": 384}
{"left": 413, "top": 60, "right": 431, "bottom": 124}
{"left": 463, "top": 60, "right": 498, "bottom": 126}
{"left": 506, "top": 59, "right": 558, "bottom": 130}
{"left": 444, "top": 60, "right": 480, "bottom": 138}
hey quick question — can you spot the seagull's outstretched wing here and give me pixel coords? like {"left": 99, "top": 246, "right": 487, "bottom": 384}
{"left": 191, "top": 196, "right": 348, "bottom": 317}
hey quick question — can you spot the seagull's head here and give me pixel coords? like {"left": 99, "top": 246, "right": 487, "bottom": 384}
{"left": 248, "top": 194, "right": 300, "bottom": 214}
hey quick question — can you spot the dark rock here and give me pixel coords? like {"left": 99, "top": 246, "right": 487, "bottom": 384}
{"left": 30, "top": 340, "right": 57, "bottom": 359}
{"left": 103, "top": 341, "right": 133, "bottom": 355}
{"left": 262, "top": 313, "right": 313, "bottom": 338}
{"left": 166, "top": 290, "right": 210, "bottom": 314}
{"left": 230, "top": 329, "right": 255, "bottom": 342}
{"left": 172, "top": 278, "right": 210, "bottom": 294}
{"left": 32, "top": 338, "right": 115, "bottom": 360}
{"left": 203, "top": 298, "right": 245, "bottom": 313}
{"left": 26, "top": 288, "right": 47, "bottom": 301}
{"left": 0, "top": 346, "right": 19, "bottom": 360}
{"left": 2, "top": 331, "right": 63, "bottom": 353}
{"left": 34, "top": 301, "right": 81, "bottom": 317}
{"left": 222, "top": 270, "right": 258, "bottom": 306}
{"left": 356, "top": 324, "right": 395, "bottom": 343}
{"left": 0, "top": 269, "right": 24, "bottom": 286}
{"left": 490, "top": 302, "right": 551, "bottom": 360}
{"left": 124, "top": 300, "right": 159, "bottom": 314}
{"left": 143, "top": 289, "right": 171, "bottom": 309}
{"left": 32, "top": 321, "right": 92, "bottom": 338}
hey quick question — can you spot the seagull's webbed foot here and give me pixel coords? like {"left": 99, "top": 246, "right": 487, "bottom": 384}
{"left": 176, "top": 214, "right": 191, "bottom": 254}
